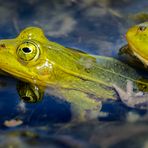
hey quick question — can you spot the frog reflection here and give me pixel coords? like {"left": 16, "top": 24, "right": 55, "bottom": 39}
{"left": 17, "top": 81, "right": 44, "bottom": 103}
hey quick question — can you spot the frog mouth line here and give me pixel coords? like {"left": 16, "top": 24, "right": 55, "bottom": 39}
{"left": 0, "top": 66, "right": 36, "bottom": 83}
{"left": 0, "top": 65, "right": 55, "bottom": 87}
{"left": 128, "top": 42, "right": 148, "bottom": 66}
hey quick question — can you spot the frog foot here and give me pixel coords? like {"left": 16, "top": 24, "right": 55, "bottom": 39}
{"left": 113, "top": 80, "right": 148, "bottom": 109}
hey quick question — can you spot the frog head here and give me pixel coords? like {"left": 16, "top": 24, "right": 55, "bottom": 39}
{"left": 0, "top": 27, "right": 55, "bottom": 86}
{"left": 126, "top": 22, "right": 148, "bottom": 65}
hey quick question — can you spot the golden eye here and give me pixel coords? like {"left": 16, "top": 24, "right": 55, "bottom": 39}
{"left": 138, "top": 26, "right": 146, "bottom": 31}
{"left": 17, "top": 41, "right": 40, "bottom": 61}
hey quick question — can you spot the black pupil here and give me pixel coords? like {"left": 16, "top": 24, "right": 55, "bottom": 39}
{"left": 139, "top": 26, "right": 146, "bottom": 31}
{"left": 22, "top": 47, "right": 31, "bottom": 53}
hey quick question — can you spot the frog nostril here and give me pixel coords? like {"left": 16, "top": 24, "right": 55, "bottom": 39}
{"left": 139, "top": 26, "right": 146, "bottom": 31}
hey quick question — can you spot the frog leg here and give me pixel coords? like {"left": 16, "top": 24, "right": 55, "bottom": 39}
{"left": 113, "top": 80, "right": 148, "bottom": 109}
{"left": 61, "top": 90, "right": 103, "bottom": 122}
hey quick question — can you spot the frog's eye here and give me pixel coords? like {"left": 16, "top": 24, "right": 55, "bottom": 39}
{"left": 17, "top": 41, "right": 40, "bottom": 61}
{"left": 138, "top": 26, "right": 147, "bottom": 31}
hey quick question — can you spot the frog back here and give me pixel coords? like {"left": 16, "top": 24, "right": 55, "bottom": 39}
{"left": 44, "top": 41, "right": 141, "bottom": 90}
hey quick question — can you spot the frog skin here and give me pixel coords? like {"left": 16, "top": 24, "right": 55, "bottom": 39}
{"left": 0, "top": 27, "right": 147, "bottom": 122}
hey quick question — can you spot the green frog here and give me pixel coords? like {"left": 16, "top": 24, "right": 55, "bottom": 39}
{"left": 0, "top": 27, "right": 147, "bottom": 122}
{"left": 117, "top": 22, "right": 148, "bottom": 110}
{"left": 123, "top": 22, "right": 148, "bottom": 66}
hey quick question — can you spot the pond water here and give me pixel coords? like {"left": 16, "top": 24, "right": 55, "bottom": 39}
{"left": 0, "top": 0, "right": 148, "bottom": 147}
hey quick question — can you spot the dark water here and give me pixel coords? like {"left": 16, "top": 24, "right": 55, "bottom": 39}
{"left": 0, "top": 0, "right": 148, "bottom": 147}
